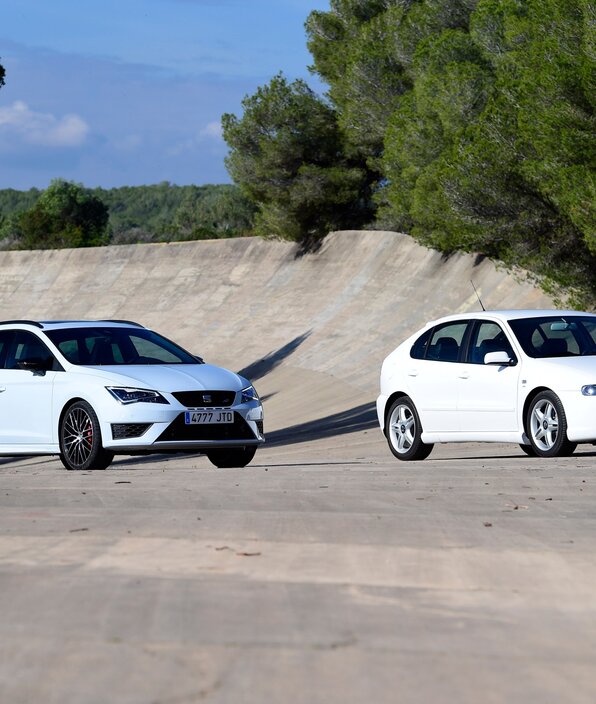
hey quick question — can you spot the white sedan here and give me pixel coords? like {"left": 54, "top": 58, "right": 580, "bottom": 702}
{"left": 377, "top": 310, "right": 596, "bottom": 460}
{"left": 0, "top": 320, "right": 264, "bottom": 470}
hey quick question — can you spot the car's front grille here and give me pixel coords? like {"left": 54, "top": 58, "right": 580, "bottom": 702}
{"left": 172, "top": 390, "right": 235, "bottom": 408}
{"left": 156, "top": 413, "right": 256, "bottom": 442}
{"left": 111, "top": 423, "right": 152, "bottom": 440}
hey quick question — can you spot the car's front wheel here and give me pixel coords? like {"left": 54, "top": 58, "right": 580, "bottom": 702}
{"left": 59, "top": 400, "right": 114, "bottom": 471}
{"left": 386, "top": 396, "right": 433, "bottom": 461}
{"left": 206, "top": 446, "right": 257, "bottom": 468}
{"left": 526, "top": 391, "right": 577, "bottom": 458}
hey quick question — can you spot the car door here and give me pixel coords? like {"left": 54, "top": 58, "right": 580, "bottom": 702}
{"left": 0, "top": 330, "right": 58, "bottom": 445}
{"left": 456, "top": 320, "right": 520, "bottom": 433}
{"left": 405, "top": 320, "right": 470, "bottom": 434}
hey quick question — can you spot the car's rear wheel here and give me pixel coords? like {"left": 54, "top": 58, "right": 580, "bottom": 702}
{"left": 59, "top": 400, "right": 114, "bottom": 471}
{"left": 386, "top": 396, "right": 433, "bottom": 461}
{"left": 526, "top": 391, "right": 577, "bottom": 458}
{"left": 206, "top": 446, "right": 257, "bottom": 468}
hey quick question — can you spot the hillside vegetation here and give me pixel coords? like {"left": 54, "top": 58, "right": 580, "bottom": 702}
{"left": 0, "top": 182, "right": 255, "bottom": 248}
{"left": 223, "top": 0, "right": 595, "bottom": 306}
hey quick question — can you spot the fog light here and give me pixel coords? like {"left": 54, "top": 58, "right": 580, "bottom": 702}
{"left": 581, "top": 385, "right": 596, "bottom": 396}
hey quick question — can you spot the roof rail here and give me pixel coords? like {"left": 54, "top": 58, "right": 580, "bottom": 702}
{"left": 99, "top": 319, "right": 144, "bottom": 328}
{"left": 0, "top": 319, "right": 43, "bottom": 328}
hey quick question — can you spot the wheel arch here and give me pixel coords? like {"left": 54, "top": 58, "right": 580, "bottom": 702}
{"left": 57, "top": 397, "right": 88, "bottom": 438}
{"left": 383, "top": 390, "right": 410, "bottom": 436}
{"left": 522, "top": 386, "right": 552, "bottom": 435}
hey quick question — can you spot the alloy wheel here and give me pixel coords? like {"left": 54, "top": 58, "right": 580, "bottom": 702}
{"left": 62, "top": 406, "right": 95, "bottom": 468}
{"left": 389, "top": 403, "right": 416, "bottom": 454}
{"left": 529, "top": 398, "right": 559, "bottom": 452}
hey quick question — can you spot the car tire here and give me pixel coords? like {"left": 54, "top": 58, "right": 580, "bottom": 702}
{"left": 526, "top": 391, "right": 577, "bottom": 458}
{"left": 59, "top": 400, "right": 114, "bottom": 471}
{"left": 386, "top": 396, "right": 433, "bottom": 461}
{"left": 206, "top": 446, "right": 257, "bottom": 468}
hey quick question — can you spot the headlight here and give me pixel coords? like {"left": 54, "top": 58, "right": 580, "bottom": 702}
{"left": 581, "top": 385, "right": 596, "bottom": 396}
{"left": 106, "top": 387, "right": 169, "bottom": 405}
{"left": 241, "top": 385, "right": 259, "bottom": 404}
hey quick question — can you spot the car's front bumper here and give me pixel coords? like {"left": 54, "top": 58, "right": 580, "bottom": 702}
{"left": 100, "top": 400, "right": 264, "bottom": 453}
{"left": 558, "top": 390, "right": 596, "bottom": 443}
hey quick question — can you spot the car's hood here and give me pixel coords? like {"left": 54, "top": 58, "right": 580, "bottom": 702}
{"left": 74, "top": 363, "right": 248, "bottom": 392}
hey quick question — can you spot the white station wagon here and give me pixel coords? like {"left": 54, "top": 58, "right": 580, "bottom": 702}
{"left": 377, "top": 310, "right": 596, "bottom": 460}
{"left": 0, "top": 320, "right": 264, "bottom": 470}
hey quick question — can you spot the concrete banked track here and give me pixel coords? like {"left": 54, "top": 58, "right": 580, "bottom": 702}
{"left": 0, "top": 230, "right": 553, "bottom": 436}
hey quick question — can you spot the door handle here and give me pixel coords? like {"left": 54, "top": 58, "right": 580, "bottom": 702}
{"left": 407, "top": 369, "right": 418, "bottom": 377}
{"left": 458, "top": 372, "right": 470, "bottom": 379}
{"left": 0, "top": 387, "right": 5, "bottom": 392}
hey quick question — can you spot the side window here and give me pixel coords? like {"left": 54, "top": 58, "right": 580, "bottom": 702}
{"left": 410, "top": 328, "right": 432, "bottom": 360}
{"left": 426, "top": 322, "right": 468, "bottom": 363}
{"left": 5, "top": 331, "right": 55, "bottom": 370}
{"left": 0, "top": 331, "right": 13, "bottom": 369}
{"left": 468, "top": 321, "right": 517, "bottom": 364}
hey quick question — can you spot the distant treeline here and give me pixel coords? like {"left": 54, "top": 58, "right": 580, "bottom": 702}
{"left": 0, "top": 181, "right": 256, "bottom": 249}
{"left": 223, "top": 0, "right": 595, "bottom": 307}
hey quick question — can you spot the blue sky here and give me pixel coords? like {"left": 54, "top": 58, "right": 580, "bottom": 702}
{"left": 0, "top": 0, "right": 329, "bottom": 190}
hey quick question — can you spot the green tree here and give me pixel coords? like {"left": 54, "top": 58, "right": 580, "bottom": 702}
{"left": 17, "top": 180, "right": 110, "bottom": 249}
{"left": 306, "top": 0, "right": 478, "bottom": 166}
{"left": 0, "top": 58, "right": 5, "bottom": 89}
{"left": 303, "top": 0, "right": 595, "bottom": 303}
{"left": 222, "top": 73, "right": 372, "bottom": 243}
{"left": 172, "top": 185, "right": 255, "bottom": 240}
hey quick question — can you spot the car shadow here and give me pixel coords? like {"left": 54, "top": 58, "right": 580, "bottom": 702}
{"left": 430, "top": 448, "right": 596, "bottom": 461}
{"left": 265, "top": 402, "right": 378, "bottom": 447}
{"left": 237, "top": 331, "right": 311, "bottom": 382}
{"left": 0, "top": 456, "right": 35, "bottom": 466}
{"left": 109, "top": 452, "right": 206, "bottom": 468}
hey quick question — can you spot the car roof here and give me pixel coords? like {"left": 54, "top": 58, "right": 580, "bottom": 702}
{"left": 425, "top": 309, "right": 596, "bottom": 327}
{"left": 0, "top": 319, "right": 145, "bottom": 330}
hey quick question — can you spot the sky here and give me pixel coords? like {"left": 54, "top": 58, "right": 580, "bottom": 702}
{"left": 0, "top": 0, "right": 329, "bottom": 191}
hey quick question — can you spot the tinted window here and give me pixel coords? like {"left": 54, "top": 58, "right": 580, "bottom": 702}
{"left": 508, "top": 316, "right": 596, "bottom": 358}
{"left": 46, "top": 327, "right": 198, "bottom": 365}
{"left": 426, "top": 322, "right": 468, "bottom": 362}
{"left": 410, "top": 328, "right": 432, "bottom": 360}
{"left": 0, "top": 331, "right": 13, "bottom": 369}
{"left": 5, "top": 331, "right": 55, "bottom": 370}
{"left": 468, "top": 321, "right": 516, "bottom": 364}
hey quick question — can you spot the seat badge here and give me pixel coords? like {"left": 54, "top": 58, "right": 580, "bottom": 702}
{"left": 202, "top": 394, "right": 212, "bottom": 404}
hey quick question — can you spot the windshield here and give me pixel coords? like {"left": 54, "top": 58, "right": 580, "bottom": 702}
{"left": 508, "top": 316, "right": 596, "bottom": 358}
{"left": 46, "top": 327, "right": 199, "bottom": 365}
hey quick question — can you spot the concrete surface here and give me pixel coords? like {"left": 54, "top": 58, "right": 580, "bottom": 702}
{"left": 1, "top": 440, "right": 595, "bottom": 704}
{"left": 1, "top": 232, "right": 595, "bottom": 703}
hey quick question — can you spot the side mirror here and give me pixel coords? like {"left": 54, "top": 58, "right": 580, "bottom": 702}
{"left": 193, "top": 355, "right": 205, "bottom": 364}
{"left": 17, "top": 357, "right": 51, "bottom": 374}
{"left": 484, "top": 351, "right": 514, "bottom": 366}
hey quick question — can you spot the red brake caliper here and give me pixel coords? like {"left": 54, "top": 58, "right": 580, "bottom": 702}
{"left": 85, "top": 419, "right": 93, "bottom": 448}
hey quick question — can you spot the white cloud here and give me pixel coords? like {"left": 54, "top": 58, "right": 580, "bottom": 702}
{"left": 0, "top": 101, "right": 89, "bottom": 147}
{"left": 166, "top": 120, "right": 224, "bottom": 156}
{"left": 199, "top": 120, "right": 223, "bottom": 140}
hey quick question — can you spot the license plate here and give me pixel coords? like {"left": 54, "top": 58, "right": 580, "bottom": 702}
{"left": 184, "top": 410, "right": 234, "bottom": 425}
